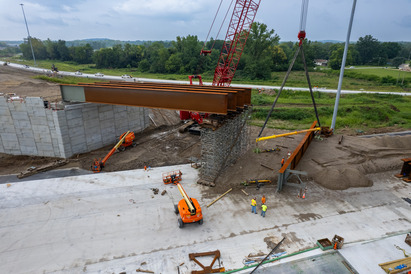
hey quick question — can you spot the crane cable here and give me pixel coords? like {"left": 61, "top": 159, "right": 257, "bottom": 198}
{"left": 258, "top": 0, "right": 321, "bottom": 138}
{"left": 201, "top": 0, "right": 235, "bottom": 54}
{"left": 201, "top": 0, "right": 225, "bottom": 54}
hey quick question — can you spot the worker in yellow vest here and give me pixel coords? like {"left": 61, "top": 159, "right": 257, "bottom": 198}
{"left": 261, "top": 203, "right": 267, "bottom": 217}
{"left": 251, "top": 198, "right": 257, "bottom": 214}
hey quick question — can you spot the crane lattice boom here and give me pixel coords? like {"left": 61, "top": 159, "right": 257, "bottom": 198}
{"left": 213, "top": 0, "right": 261, "bottom": 86}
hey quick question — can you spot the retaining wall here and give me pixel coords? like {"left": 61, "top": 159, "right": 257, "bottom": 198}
{"left": 0, "top": 96, "right": 149, "bottom": 158}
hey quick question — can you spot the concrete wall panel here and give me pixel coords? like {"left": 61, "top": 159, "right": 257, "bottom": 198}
{"left": 0, "top": 97, "right": 149, "bottom": 158}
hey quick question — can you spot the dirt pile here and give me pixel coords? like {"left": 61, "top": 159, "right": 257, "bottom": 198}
{"left": 0, "top": 65, "right": 61, "bottom": 100}
{"left": 213, "top": 130, "right": 411, "bottom": 192}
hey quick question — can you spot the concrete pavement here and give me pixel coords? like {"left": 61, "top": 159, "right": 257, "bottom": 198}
{"left": 0, "top": 164, "right": 410, "bottom": 273}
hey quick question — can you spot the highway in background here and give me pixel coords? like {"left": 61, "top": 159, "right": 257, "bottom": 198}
{"left": 2, "top": 61, "right": 411, "bottom": 96}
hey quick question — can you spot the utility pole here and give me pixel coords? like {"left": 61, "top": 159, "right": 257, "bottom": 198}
{"left": 20, "top": 3, "right": 36, "bottom": 66}
{"left": 331, "top": 0, "right": 357, "bottom": 130}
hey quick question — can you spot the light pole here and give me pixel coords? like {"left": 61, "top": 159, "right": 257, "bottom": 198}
{"left": 331, "top": 0, "right": 357, "bottom": 130}
{"left": 20, "top": 3, "right": 36, "bottom": 66}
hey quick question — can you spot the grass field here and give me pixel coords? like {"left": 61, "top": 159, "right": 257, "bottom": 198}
{"left": 250, "top": 90, "right": 411, "bottom": 133}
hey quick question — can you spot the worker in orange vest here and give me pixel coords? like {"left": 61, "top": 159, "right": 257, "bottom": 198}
{"left": 261, "top": 195, "right": 266, "bottom": 204}
{"left": 251, "top": 198, "right": 257, "bottom": 214}
{"left": 281, "top": 157, "right": 285, "bottom": 167}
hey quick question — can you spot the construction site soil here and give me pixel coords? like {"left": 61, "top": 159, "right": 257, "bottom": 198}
{"left": 1, "top": 64, "right": 411, "bottom": 194}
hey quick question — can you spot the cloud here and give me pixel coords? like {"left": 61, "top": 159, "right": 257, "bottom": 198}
{"left": 398, "top": 15, "right": 411, "bottom": 28}
{"left": 114, "top": 0, "right": 205, "bottom": 16}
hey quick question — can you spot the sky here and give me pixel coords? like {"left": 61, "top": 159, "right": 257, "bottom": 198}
{"left": 0, "top": 0, "right": 410, "bottom": 42}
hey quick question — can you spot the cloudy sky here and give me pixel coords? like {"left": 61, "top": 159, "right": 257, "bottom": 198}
{"left": 1, "top": 0, "right": 410, "bottom": 42}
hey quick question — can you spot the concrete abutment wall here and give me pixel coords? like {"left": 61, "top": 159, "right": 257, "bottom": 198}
{"left": 0, "top": 96, "right": 149, "bottom": 158}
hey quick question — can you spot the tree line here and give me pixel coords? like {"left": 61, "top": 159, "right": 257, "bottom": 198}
{"left": 17, "top": 22, "right": 411, "bottom": 80}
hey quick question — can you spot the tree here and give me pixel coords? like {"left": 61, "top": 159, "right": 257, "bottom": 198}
{"left": 392, "top": 57, "right": 406, "bottom": 68}
{"left": 19, "top": 37, "right": 47, "bottom": 60}
{"left": 356, "top": 35, "right": 380, "bottom": 65}
{"left": 328, "top": 45, "right": 353, "bottom": 70}
{"left": 165, "top": 53, "right": 183, "bottom": 73}
{"left": 381, "top": 42, "right": 402, "bottom": 59}
{"left": 269, "top": 45, "right": 287, "bottom": 71}
{"left": 70, "top": 44, "right": 93, "bottom": 64}
{"left": 242, "top": 22, "right": 280, "bottom": 79}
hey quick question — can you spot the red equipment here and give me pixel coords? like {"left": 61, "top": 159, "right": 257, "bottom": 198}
{"left": 212, "top": 0, "right": 261, "bottom": 87}
{"left": 181, "top": 0, "right": 261, "bottom": 123}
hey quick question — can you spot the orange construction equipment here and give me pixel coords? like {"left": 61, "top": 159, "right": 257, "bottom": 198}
{"left": 164, "top": 171, "right": 202, "bottom": 228}
{"left": 162, "top": 170, "right": 183, "bottom": 185}
{"left": 118, "top": 131, "right": 137, "bottom": 151}
{"left": 174, "top": 182, "right": 203, "bottom": 228}
{"left": 91, "top": 131, "right": 135, "bottom": 173}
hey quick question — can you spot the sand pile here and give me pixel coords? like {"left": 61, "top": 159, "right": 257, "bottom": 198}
{"left": 217, "top": 131, "right": 411, "bottom": 191}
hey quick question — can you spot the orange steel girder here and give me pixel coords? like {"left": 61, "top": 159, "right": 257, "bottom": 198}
{"left": 60, "top": 82, "right": 251, "bottom": 115}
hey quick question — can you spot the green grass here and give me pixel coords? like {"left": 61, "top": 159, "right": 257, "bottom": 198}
{"left": 251, "top": 90, "right": 411, "bottom": 132}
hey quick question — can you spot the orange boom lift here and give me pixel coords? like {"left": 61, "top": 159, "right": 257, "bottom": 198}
{"left": 163, "top": 171, "right": 203, "bottom": 228}
{"left": 91, "top": 131, "right": 136, "bottom": 172}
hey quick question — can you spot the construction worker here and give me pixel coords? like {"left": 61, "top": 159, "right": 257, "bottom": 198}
{"left": 281, "top": 157, "right": 285, "bottom": 167}
{"left": 287, "top": 151, "right": 291, "bottom": 159}
{"left": 261, "top": 203, "right": 267, "bottom": 217}
{"left": 261, "top": 195, "right": 266, "bottom": 204}
{"left": 251, "top": 197, "right": 257, "bottom": 214}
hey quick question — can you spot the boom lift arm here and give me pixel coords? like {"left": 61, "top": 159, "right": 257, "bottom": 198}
{"left": 91, "top": 131, "right": 131, "bottom": 173}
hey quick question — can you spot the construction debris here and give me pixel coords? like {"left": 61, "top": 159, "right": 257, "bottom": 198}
{"left": 135, "top": 269, "right": 154, "bottom": 273}
{"left": 260, "top": 163, "right": 275, "bottom": 171}
{"left": 207, "top": 188, "right": 232, "bottom": 208}
{"left": 189, "top": 250, "right": 225, "bottom": 274}
{"left": 243, "top": 251, "right": 287, "bottom": 265}
{"left": 161, "top": 190, "right": 167, "bottom": 196}
{"left": 17, "top": 159, "right": 69, "bottom": 179}
{"left": 241, "top": 189, "right": 249, "bottom": 196}
{"left": 250, "top": 237, "right": 285, "bottom": 274}
{"left": 405, "top": 233, "right": 411, "bottom": 247}
{"left": 379, "top": 257, "right": 411, "bottom": 274}
{"left": 338, "top": 135, "right": 344, "bottom": 145}
{"left": 332, "top": 234, "right": 344, "bottom": 249}
{"left": 151, "top": 188, "right": 159, "bottom": 195}
{"left": 197, "top": 180, "right": 215, "bottom": 187}
{"left": 395, "top": 158, "right": 411, "bottom": 182}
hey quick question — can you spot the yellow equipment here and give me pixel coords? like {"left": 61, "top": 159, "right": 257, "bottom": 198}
{"left": 256, "top": 127, "right": 321, "bottom": 143}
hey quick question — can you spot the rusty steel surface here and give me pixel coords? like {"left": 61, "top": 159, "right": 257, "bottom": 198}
{"left": 63, "top": 81, "right": 251, "bottom": 115}
{"left": 83, "top": 86, "right": 229, "bottom": 114}
{"left": 106, "top": 81, "right": 252, "bottom": 106}
{"left": 279, "top": 120, "right": 318, "bottom": 173}
{"left": 189, "top": 250, "right": 225, "bottom": 274}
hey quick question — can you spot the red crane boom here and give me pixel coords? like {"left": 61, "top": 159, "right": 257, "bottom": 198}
{"left": 213, "top": 0, "right": 261, "bottom": 86}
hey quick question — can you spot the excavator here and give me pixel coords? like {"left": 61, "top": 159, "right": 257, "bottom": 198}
{"left": 91, "top": 131, "right": 136, "bottom": 173}
{"left": 163, "top": 171, "right": 203, "bottom": 228}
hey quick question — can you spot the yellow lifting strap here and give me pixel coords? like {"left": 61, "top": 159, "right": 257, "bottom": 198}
{"left": 256, "top": 127, "right": 321, "bottom": 143}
